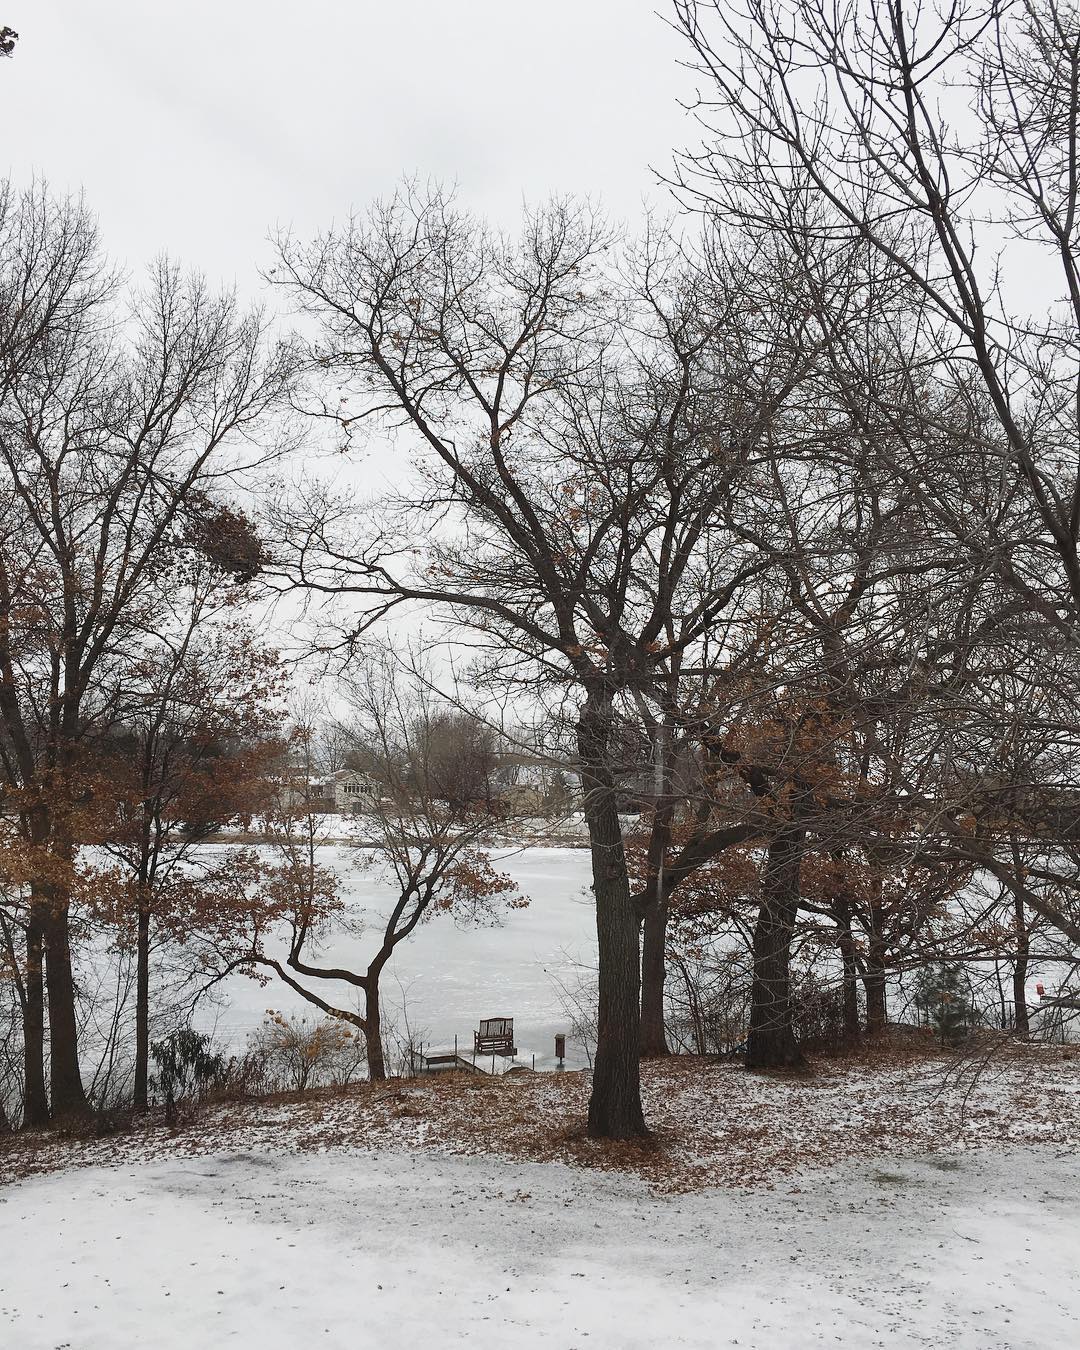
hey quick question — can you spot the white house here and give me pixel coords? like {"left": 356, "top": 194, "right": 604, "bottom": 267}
{"left": 315, "top": 768, "right": 381, "bottom": 813}
{"left": 276, "top": 768, "right": 381, "bottom": 814}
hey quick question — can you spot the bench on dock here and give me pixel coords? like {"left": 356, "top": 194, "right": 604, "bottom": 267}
{"left": 474, "top": 1017, "right": 515, "bottom": 1057}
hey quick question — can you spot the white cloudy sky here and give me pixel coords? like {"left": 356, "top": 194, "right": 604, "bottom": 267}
{"left": 2, "top": 2, "right": 693, "bottom": 288}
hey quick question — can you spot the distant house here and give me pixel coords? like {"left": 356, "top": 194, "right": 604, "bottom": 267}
{"left": 275, "top": 768, "right": 382, "bottom": 814}
{"left": 492, "top": 754, "right": 580, "bottom": 814}
{"left": 499, "top": 783, "right": 545, "bottom": 817}
{"left": 316, "top": 768, "right": 381, "bottom": 813}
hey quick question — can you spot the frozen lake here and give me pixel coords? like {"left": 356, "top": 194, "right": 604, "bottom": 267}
{"left": 160, "top": 841, "right": 1070, "bottom": 1082}
{"left": 197, "top": 846, "right": 599, "bottom": 1072}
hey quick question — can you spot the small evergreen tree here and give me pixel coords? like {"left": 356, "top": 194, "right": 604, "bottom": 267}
{"left": 151, "top": 1027, "right": 225, "bottom": 1123}
{"left": 913, "top": 964, "right": 976, "bottom": 1048}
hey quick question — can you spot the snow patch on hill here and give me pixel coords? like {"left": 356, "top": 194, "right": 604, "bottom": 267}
{"left": 2, "top": 1143, "right": 1078, "bottom": 1349}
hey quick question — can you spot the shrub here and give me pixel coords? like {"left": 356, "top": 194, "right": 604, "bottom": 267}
{"left": 913, "top": 963, "right": 978, "bottom": 1048}
{"left": 791, "top": 974, "right": 848, "bottom": 1054}
{"left": 665, "top": 950, "right": 752, "bottom": 1057}
{"left": 207, "top": 1049, "right": 275, "bottom": 1102}
{"left": 150, "top": 1026, "right": 227, "bottom": 1123}
{"left": 248, "top": 1011, "right": 366, "bottom": 1094}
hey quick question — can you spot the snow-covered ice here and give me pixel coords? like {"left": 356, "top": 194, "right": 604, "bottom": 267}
{"left": 199, "top": 846, "right": 599, "bottom": 1069}
{"left": 185, "top": 843, "right": 1076, "bottom": 1072}
{"left": 2, "top": 1143, "right": 1078, "bottom": 1348}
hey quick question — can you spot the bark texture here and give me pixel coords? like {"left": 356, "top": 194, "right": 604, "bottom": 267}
{"left": 365, "top": 956, "right": 387, "bottom": 1082}
{"left": 863, "top": 934, "right": 888, "bottom": 1036}
{"left": 22, "top": 913, "right": 49, "bottom": 1127}
{"left": 639, "top": 898, "right": 670, "bottom": 1057}
{"left": 836, "top": 906, "right": 862, "bottom": 1042}
{"left": 44, "top": 902, "right": 87, "bottom": 1117}
{"left": 745, "top": 827, "right": 805, "bottom": 1070}
{"left": 1013, "top": 893, "right": 1030, "bottom": 1037}
{"left": 580, "top": 688, "right": 647, "bottom": 1139}
{"left": 133, "top": 898, "right": 151, "bottom": 1111}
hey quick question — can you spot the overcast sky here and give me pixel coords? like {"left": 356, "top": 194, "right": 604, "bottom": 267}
{"left": 2, "top": 2, "right": 693, "bottom": 290}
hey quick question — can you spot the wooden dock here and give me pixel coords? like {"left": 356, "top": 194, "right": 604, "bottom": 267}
{"left": 411, "top": 1050, "right": 484, "bottom": 1075}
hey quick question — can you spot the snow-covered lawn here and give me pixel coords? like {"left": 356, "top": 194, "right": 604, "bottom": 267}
{"left": 4, "top": 1048, "right": 1080, "bottom": 1346}
{"left": 6, "top": 1043, "right": 1080, "bottom": 1190}
{"left": 3, "top": 1142, "right": 1078, "bottom": 1349}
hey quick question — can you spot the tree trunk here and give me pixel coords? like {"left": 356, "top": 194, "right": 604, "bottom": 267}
{"left": 639, "top": 714, "right": 674, "bottom": 1059}
{"left": 133, "top": 898, "right": 151, "bottom": 1110}
{"left": 863, "top": 941, "right": 888, "bottom": 1036}
{"left": 836, "top": 907, "right": 861, "bottom": 1042}
{"left": 1013, "top": 892, "right": 1030, "bottom": 1037}
{"left": 22, "top": 907, "right": 49, "bottom": 1127}
{"left": 578, "top": 686, "right": 647, "bottom": 1139}
{"left": 746, "top": 827, "right": 805, "bottom": 1070}
{"left": 365, "top": 969, "right": 387, "bottom": 1082}
{"left": 639, "top": 897, "right": 670, "bottom": 1057}
{"left": 862, "top": 887, "right": 888, "bottom": 1035}
{"left": 43, "top": 900, "right": 87, "bottom": 1118}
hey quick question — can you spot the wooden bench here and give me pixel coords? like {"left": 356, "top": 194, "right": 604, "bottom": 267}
{"left": 474, "top": 1017, "right": 515, "bottom": 1057}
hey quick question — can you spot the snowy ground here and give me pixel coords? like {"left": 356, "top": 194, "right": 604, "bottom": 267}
{"left": 2, "top": 1142, "right": 1078, "bottom": 1349}
{"left": 5, "top": 1048, "right": 1080, "bottom": 1346}
{"left": 7, "top": 1044, "right": 1080, "bottom": 1189}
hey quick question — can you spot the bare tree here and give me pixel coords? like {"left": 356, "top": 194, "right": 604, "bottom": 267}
{"left": 239, "top": 664, "right": 526, "bottom": 1080}
{"left": 267, "top": 188, "right": 819, "bottom": 1134}
{"left": 0, "top": 182, "right": 297, "bottom": 1120}
{"left": 93, "top": 595, "right": 283, "bottom": 1110}
{"left": 405, "top": 710, "right": 497, "bottom": 813}
{"left": 665, "top": 3, "right": 1080, "bottom": 1029}
{"left": 673, "top": 0, "right": 1080, "bottom": 621}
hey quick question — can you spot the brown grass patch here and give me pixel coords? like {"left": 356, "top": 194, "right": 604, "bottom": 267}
{"left": 4, "top": 1038, "right": 1079, "bottom": 1193}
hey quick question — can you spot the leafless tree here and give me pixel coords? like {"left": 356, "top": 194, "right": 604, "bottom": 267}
{"left": 405, "top": 710, "right": 498, "bottom": 813}
{"left": 0, "top": 182, "right": 297, "bottom": 1121}
{"left": 239, "top": 663, "right": 526, "bottom": 1081}
{"left": 666, "top": 1, "right": 1080, "bottom": 1037}
{"left": 266, "top": 186, "right": 824, "bottom": 1134}
{"left": 93, "top": 594, "right": 283, "bottom": 1111}
{"left": 673, "top": 0, "right": 1080, "bottom": 617}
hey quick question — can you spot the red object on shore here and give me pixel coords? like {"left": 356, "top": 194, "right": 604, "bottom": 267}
{"left": 1036, "top": 983, "right": 1046, "bottom": 997}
